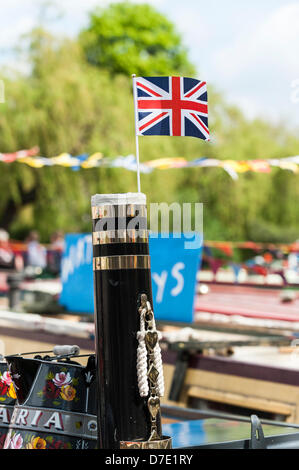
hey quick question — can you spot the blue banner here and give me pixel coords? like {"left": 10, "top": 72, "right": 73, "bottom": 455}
{"left": 60, "top": 233, "right": 202, "bottom": 322}
{"left": 149, "top": 235, "right": 202, "bottom": 322}
{"left": 60, "top": 234, "right": 94, "bottom": 313}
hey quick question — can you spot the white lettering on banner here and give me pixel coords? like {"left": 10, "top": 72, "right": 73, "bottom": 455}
{"left": 31, "top": 410, "right": 43, "bottom": 427}
{"left": 152, "top": 271, "right": 168, "bottom": 303}
{"left": 76, "top": 238, "right": 85, "bottom": 268}
{"left": 44, "top": 411, "right": 64, "bottom": 431}
{"left": 16, "top": 409, "right": 29, "bottom": 425}
{"left": 61, "top": 235, "right": 92, "bottom": 282}
{"left": 170, "top": 262, "right": 185, "bottom": 296}
{"left": 9, "top": 408, "right": 97, "bottom": 439}
{"left": 152, "top": 262, "right": 185, "bottom": 303}
{"left": 0, "top": 407, "right": 10, "bottom": 424}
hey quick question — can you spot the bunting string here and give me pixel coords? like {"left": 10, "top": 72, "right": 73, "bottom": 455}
{"left": 1, "top": 147, "right": 299, "bottom": 179}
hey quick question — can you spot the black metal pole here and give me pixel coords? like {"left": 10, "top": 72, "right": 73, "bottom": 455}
{"left": 91, "top": 193, "right": 162, "bottom": 449}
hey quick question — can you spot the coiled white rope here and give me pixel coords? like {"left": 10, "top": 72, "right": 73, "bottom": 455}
{"left": 153, "top": 331, "right": 164, "bottom": 397}
{"left": 136, "top": 308, "right": 149, "bottom": 397}
{"left": 136, "top": 302, "right": 164, "bottom": 398}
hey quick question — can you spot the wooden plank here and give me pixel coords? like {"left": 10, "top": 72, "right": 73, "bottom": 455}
{"left": 179, "top": 368, "right": 299, "bottom": 422}
{"left": 188, "top": 385, "right": 295, "bottom": 417}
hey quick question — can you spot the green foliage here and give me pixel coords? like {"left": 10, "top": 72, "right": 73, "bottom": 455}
{"left": 0, "top": 29, "right": 138, "bottom": 240}
{"left": 0, "top": 4, "right": 298, "bottom": 243}
{"left": 79, "top": 2, "right": 195, "bottom": 77}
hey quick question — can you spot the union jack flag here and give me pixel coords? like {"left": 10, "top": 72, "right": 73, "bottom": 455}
{"left": 134, "top": 76, "right": 209, "bottom": 141}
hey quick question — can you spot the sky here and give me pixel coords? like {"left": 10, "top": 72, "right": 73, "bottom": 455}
{"left": 1, "top": 0, "right": 299, "bottom": 127}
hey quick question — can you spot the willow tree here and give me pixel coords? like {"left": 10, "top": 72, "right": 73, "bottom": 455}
{"left": 0, "top": 29, "right": 137, "bottom": 240}
{"left": 0, "top": 23, "right": 298, "bottom": 243}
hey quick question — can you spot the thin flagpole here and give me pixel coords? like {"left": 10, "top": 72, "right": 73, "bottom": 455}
{"left": 132, "top": 74, "right": 141, "bottom": 193}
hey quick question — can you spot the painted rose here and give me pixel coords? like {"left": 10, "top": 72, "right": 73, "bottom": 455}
{"left": 9, "top": 433, "right": 23, "bottom": 449}
{"left": 0, "top": 433, "right": 6, "bottom": 448}
{"left": 43, "top": 380, "right": 60, "bottom": 400}
{"left": 1, "top": 371, "right": 12, "bottom": 386}
{"left": 7, "top": 383, "right": 16, "bottom": 399}
{"left": 60, "top": 385, "right": 76, "bottom": 401}
{"left": 50, "top": 440, "right": 70, "bottom": 449}
{"left": 53, "top": 372, "right": 72, "bottom": 388}
{"left": 27, "top": 437, "right": 47, "bottom": 450}
{"left": 0, "top": 381, "right": 9, "bottom": 396}
{"left": 3, "top": 437, "right": 10, "bottom": 449}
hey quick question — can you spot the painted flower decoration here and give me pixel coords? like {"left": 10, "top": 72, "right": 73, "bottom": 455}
{"left": 7, "top": 383, "right": 16, "bottom": 399}
{"left": 26, "top": 436, "right": 47, "bottom": 449}
{"left": 49, "top": 439, "right": 71, "bottom": 449}
{"left": 0, "top": 381, "right": 9, "bottom": 396}
{"left": 0, "top": 433, "right": 6, "bottom": 448}
{"left": 39, "top": 369, "right": 79, "bottom": 404}
{"left": 43, "top": 380, "right": 60, "bottom": 400}
{"left": 1, "top": 371, "right": 12, "bottom": 386}
{"left": 0, "top": 370, "right": 16, "bottom": 400}
{"left": 8, "top": 433, "right": 23, "bottom": 449}
{"left": 60, "top": 385, "right": 76, "bottom": 402}
{"left": 53, "top": 372, "right": 72, "bottom": 388}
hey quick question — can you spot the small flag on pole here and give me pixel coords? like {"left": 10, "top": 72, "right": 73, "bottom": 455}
{"left": 133, "top": 76, "right": 209, "bottom": 141}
